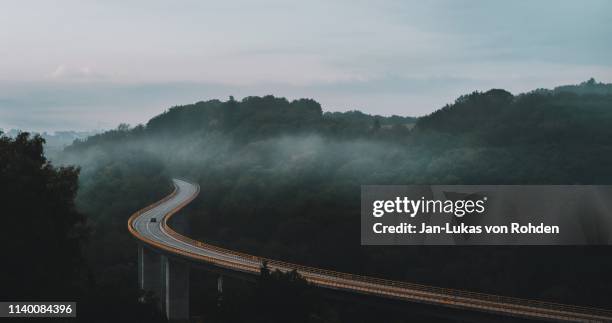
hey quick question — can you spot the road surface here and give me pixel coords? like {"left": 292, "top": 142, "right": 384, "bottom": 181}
{"left": 129, "top": 178, "right": 612, "bottom": 322}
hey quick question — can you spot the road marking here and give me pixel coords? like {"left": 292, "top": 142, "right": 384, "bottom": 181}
{"left": 129, "top": 179, "right": 612, "bottom": 322}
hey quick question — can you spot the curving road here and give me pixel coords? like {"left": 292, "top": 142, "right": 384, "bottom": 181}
{"left": 129, "top": 179, "right": 612, "bottom": 322}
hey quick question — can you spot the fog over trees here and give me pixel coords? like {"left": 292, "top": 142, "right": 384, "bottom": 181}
{"left": 4, "top": 80, "right": 612, "bottom": 322}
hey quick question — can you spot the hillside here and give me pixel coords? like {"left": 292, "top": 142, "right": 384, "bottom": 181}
{"left": 68, "top": 80, "right": 612, "bottom": 154}
{"left": 59, "top": 81, "right": 612, "bottom": 313}
{"left": 415, "top": 84, "right": 612, "bottom": 147}
{"left": 553, "top": 78, "right": 612, "bottom": 96}
{"left": 67, "top": 95, "right": 416, "bottom": 153}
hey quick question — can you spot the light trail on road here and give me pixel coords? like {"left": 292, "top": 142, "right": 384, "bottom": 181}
{"left": 129, "top": 178, "right": 612, "bottom": 322}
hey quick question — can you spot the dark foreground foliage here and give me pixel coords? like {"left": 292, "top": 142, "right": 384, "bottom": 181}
{"left": 0, "top": 132, "right": 85, "bottom": 300}
{"left": 0, "top": 132, "right": 168, "bottom": 322}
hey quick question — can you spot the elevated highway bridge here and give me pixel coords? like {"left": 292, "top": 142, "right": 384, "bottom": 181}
{"left": 128, "top": 179, "right": 612, "bottom": 322}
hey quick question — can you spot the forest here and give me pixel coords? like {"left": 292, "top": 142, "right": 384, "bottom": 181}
{"left": 4, "top": 79, "right": 612, "bottom": 322}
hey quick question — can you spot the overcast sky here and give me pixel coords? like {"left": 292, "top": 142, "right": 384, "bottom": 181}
{"left": 1, "top": 0, "right": 611, "bottom": 131}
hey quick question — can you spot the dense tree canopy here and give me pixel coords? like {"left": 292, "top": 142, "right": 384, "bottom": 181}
{"left": 58, "top": 80, "right": 612, "bottom": 321}
{"left": 1, "top": 132, "right": 170, "bottom": 322}
{"left": 0, "top": 132, "right": 86, "bottom": 299}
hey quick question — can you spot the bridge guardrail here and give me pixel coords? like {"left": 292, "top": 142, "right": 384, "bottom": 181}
{"left": 130, "top": 179, "right": 612, "bottom": 322}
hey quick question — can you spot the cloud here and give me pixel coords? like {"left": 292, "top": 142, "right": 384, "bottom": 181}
{"left": 1, "top": 1, "right": 611, "bottom": 131}
{"left": 48, "top": 65, "right": 107, "bottom": 81}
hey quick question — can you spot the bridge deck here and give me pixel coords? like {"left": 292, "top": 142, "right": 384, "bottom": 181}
{"left": 128, "top": 178, "right": 612, "bottom": 323}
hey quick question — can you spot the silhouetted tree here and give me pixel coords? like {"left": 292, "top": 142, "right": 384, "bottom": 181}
{"left": 0, "top": 132, "right": 87, "bottom": 299}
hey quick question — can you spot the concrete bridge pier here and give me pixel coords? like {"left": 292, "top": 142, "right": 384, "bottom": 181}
{"left": 163, "top": 255, "right": 190, "bottom": 322}
{"left": 216, "top": 274, "right": 224, "bottom": 307}
{"left": 217, "top": 275, "right": 223, "bottom": 294}
{"left": 138, "top": 244, "right": 164, "bottom": 309}
{"left": 138, "top": 245, "right": 190, "bottom": 322}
